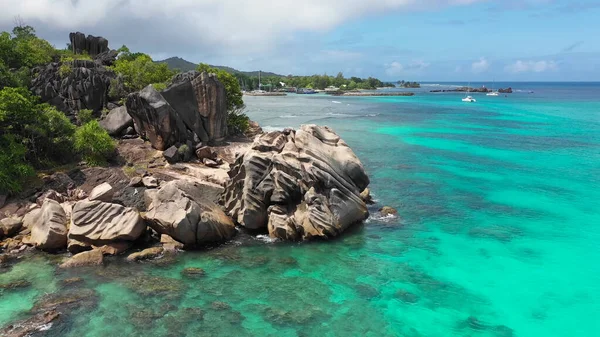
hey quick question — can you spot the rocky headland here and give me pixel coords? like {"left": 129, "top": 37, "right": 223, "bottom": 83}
{"left": 0, "top": 32, "right": 375, "bottom": 269}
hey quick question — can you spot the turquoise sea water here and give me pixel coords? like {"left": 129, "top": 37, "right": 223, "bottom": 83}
{"left": 1, "top": 83, "right": 599, "bottom": 336}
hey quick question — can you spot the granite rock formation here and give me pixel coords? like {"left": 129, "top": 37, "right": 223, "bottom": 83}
{"left": 126, "top": 71, "right": 227, "bottom": 150}
{"left": 221, "top": 125, "right": 370, "bottom": 240}
{"left": 144, "top": 180, "right": 236, "bottom": 246}
{"left": 69, "top": 32, "right": 109, "bottom": 56}
{"left": 30, "top": 59, "right": 115, "bottom": 119}
{"left": 28, "top": 199, "right": 68, "bottom": 250}
{"left": 69, "top": 200, "right": 146, "bottom": 246}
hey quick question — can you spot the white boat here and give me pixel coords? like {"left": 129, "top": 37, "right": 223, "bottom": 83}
{"left": 486, "top": 80, "right": 499, "bottom": 96}
{"left": 462, "top": 82, "right": 476, "bottom": 102}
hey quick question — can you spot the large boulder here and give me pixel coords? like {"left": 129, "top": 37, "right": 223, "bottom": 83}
{"left": 221, "top": 125, "right": 370, "bottom": 240}
{"left": 125, "top": 85, "right": 187, "bottom": 150}
{"left": 161, "top": 71, "right": 227, "bottom": 143}
{"left": 99, "top": 106, "right": 133, "bottom": 136}
{"left": 144, "top": 180, "right": 236, "bottom": 246}
{"left": 28, "top": 199, "right": 68, "bottom": 250}
{"left": 125, "top": 71, "right": 228, "bottom": 150}
{"left": 69, "top": 200, "right": 145, "bottom": 246}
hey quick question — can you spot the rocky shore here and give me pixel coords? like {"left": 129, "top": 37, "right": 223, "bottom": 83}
{"left": 430, "top": 87, "right": 513, "bottom": 93}
{"left": 328, "top": 91, "right": 415, "bottom": 97}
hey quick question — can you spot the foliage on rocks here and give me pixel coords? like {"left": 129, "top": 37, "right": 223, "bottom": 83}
{"left": 74, "top": 120, "right": 116, "bottom": 166}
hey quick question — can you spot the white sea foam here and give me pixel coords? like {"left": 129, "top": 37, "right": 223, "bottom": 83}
{"left": 262, "top": 126, "right": 288, "bottom": 132}
{"left": 38, "top": 323, "right": 53, "bottom": 331}
{"left": 255, "top": 235, "right": 279, "bottom": 243}
{"left": 279, "top": 115, "right": 298, "bottom": 118}
{"left": 326, "top": 112, "right": 352, "bottom": 117}
{"left": 367, "top": 213, "right": 397, "bottom": 223}
{"left": 332, "top": 101, "right": 342, "bottom": 104}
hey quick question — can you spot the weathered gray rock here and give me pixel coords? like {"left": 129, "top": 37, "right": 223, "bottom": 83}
{"left": 0, "top": 217, "right": 23, "bottom": 238}
{"left": 88, "top": 182, "right": 114, "bottom": 202}
{"left": 163, "top": 145, "right": 180, "bottom": 163}
{"left": 126, "top": 85, "right": 187, "bottom": 150}
{"left": 196, "top": 146, "right": 216, "bottom": 160}
{"left": 29, "top": 199, "right": 68, "bottom": 250}
{"left": 60, "top": 249, "right": 104, "bottom": 268}
{"left": 145, "top": 180, "right": 235, "bottom": 246}
{"left": 35, "top": 189, "right": 65, "bottom": 206}
{"left": 99, "top": 106, "right": 133, "bottom": 136}
{"left": 142, "top": 176, "right": 159, "bottom": 188}
{"left": 126, "top": 71, "right": 228, "bottom": 150}
{"left": 221, "top": 125, "right": 370, "bottom": 240}
{"left": 69, "top": 32, "right": 109, "bottom": 56}
{"left": 30, "top": 59, "right": 115, "bottom": 119}
{"left": 162, "top": 71, "right": 227, "bottom": 143}
{"left": 70, "top": 200, "right": 145, "bottom": 246}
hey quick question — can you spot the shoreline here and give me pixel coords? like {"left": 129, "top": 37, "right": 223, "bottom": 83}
{"left": 329, "top": 92, "right": 415, "bottom": 97}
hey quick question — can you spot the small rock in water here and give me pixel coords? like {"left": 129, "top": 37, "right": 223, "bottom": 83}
{"left": 211, "top": 301, "right": 231, "bottom": 310}
{"left": 0, "top": 279, "right": 32, "bottom": 290}
{"left": 61, "top": 277, "right": 84, "bottom": 286}
{"left": 60, "top": 249, "right": 104, "bottom": 268}
{"left": 126, "top": 247, "right": 164, "bottom": 262}
{"left": 379, "top": 206, "right": 398, "bottom": 216}
{"left": 396, "top": 289, "right": 419, "bottom": 304}
{"left": 181, "top": 267, "right": 206, "bottom": 277}
{"left": 0, "top": 309, "right": 60, "bottom": 337}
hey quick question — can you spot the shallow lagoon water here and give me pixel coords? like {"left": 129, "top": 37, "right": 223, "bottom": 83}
{"left": 1, "top": 83, "right": 599, "bottom": 336}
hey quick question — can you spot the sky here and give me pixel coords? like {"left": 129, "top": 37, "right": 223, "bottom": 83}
{"left": 0, "top": 0, "right": 599, "bottom": 81}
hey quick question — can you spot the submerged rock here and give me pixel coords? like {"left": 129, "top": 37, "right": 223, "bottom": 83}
{"left": 60, "top": 249, "right": 104, "bottom": 268}
{"left": 145, "top": 180, "right": 236, "bottom": 246}
{"left": 0, "top": 279, "right": 31, "bottom": 290}
{"left": 221, "top": 125, "right": 370, "bottom": 240}
{"left": 126, "top": 247, "right": 164, "bottom": 261}
{"left": 0, "top": 310, "right": 60, "bottom": 337}
{"left": 181, "top": 267, "right": 205, "bottom": 277}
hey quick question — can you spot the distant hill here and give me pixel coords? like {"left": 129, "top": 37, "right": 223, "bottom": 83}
{"left": 156, "top": 56, "right": 283, "bottom": 77}
{"left": 157, "top": 57, "right": 197, "bottom": 72}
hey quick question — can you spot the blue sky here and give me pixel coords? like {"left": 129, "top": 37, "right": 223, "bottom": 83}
{"left": 1, "top": 0, "right": 599, "bottom": 81}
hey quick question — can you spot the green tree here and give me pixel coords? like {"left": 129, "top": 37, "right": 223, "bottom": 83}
{"left": 74, "top": 120, "right": 115, "bottom": 166}
{"left": 111, "top": 53, "right": 175, "bottom": 92}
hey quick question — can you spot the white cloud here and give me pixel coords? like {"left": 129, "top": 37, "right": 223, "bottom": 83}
{"left": 0, "top": 0, "right": 486, "bottom": 58}
{"left": 385, "top": 59, "right": 430, "bottom": 76}
{"left": 504, "top": 60, "right": 558, "bottom": 73}
{"left": 471, "top": 57, "right": 490, "bottom": 73}
{"left": 385, "top": 62, "right": 404, "bottom": 76}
